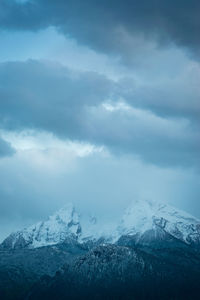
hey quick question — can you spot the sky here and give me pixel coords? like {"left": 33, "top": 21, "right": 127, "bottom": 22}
{"left": 0, "top": 0, "right": 199, "bottom": 241}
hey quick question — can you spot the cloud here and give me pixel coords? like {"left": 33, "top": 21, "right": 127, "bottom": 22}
{"left": 0, "top": 0, "right": 200, "bottom": 62}
{"left": 86, "top": 103, "right": 200, "bottom": 168}
{"left": 0, "top": 137, "right": 15, "bottom": 157}
{"left": 0, "top": 0, "right": 199, "bottom": 244}
{"left": 116, "top": 62, "right": 200, "bottom": 121}
{"left": 0, "top": 59, "right": 113, "bottom": 136}
{"left": 0, "top": 142, "right": 200, "bottom": 242}
{"left": 0, "top": 60, "right": 199, "bottom": 169}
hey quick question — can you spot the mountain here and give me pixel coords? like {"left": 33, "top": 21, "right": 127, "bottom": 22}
{"left": 25, "top": 244, "right": 200, "bottom": 300}
{"left": 0, "top": 203, "right": 108, "bottom": 250}
{"left": 2, "top": 199, "right": 200, "bottom": 250}
{"left": 115, "top": 199, "right": 200, "bottom": 248}
{"left": 1, "top": 203, "right": 81, "bottom": 249}
{"left": 1, "top": 199, "right": 200, "bottom": 299}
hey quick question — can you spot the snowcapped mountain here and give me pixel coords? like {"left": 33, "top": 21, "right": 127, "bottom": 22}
{"left": 0, "top": 203, "right": 112, "bottom": 249}
{"left": 1, "top": 203, "right": 81, "bottom": 249}
{"left": 1, "top": 200, "right": 200, "bottom": 300}
{"left": 1, "top": 199, "right": 200, "bottom": 250}
{"left": 115, "top": 199, "right": 200, "bottom": 246}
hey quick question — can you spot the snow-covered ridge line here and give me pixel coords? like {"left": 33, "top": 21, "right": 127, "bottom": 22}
{"left": 4, "top": 203, "right": 81, "bottom": 249}
{"left": 1, "top": 199, "right": 200, "bottom": 249}
{"left": 1, "top": 202, "right": 111, "bottom": 249}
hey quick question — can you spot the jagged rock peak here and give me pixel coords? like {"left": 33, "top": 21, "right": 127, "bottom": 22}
{"left": 1, "top": 203, "right": 81, "bottom": 249}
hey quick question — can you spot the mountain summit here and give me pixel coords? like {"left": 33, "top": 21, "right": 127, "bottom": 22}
{"left": 1, "top": 200, "right": 200, "bottom": 300}
{"left": 116, "top": 199, "right": 200, "bottom": 246}
{"left": 1, "top": 203, "right": 81, "bottom": 249}
{"left": 1, "top": 199, "right": 200, "bottom": 250}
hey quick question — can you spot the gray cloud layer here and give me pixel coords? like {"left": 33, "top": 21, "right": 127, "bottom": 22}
{"left": 0, "top": 60, "right": 112, "bottom": 136}
{"left": 0, "top": 60, "right": 199, "bottom": 168}
{"left": 0, "top": 0, "right": 199, "bottom": 241}
{"left": 0, "top": 147, "right": 199, "bottom": 242}
{"left": 0, "top": 137, "right": 15, "bottom": 157}
{"left": 0, "top": 0, "right": 200, "bottom": 61}
{"left": 116, "top": 75, "right": 200, "bottom": 122}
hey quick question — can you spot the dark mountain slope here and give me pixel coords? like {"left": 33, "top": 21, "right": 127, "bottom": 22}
{"left": 26, "top": 244, "right": 200, "bottom": 300}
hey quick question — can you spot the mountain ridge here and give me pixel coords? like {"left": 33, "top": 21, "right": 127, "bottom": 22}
{"left": 1, "top": 199, "right": 200, "bottom": 250}
{"left": 1, "top": 199, "right": 200, "bottom": 300}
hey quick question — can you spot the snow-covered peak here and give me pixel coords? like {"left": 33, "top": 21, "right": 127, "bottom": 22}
{"left": 2, "top": 199, "right": 200, "bottom": 250}
{"left": 1, "top": 203, "right": 82, "bottom": 249}
{"left": 1, "top": 203, "right": 110, "bottom": 249}
{"left": 116, "top": 199, "right": 200, "bottom": 244}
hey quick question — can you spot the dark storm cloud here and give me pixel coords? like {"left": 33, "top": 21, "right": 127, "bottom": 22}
{"left": 0, "top": 137, "right": 15, "bottom": 157}
{"left": 116, "top": 76, "right": 200, "bottom": 122}
{"left": 0, "top": 60, "right": 199, "bottom": 169}
{"left": 0, "top": 0, "right": 200, "bottom": 61}
{"left": 86, "top": 105, "right": 200, "bottom": 168}
{"left": 0, "top": 60, "right": 113, "bottom": 138}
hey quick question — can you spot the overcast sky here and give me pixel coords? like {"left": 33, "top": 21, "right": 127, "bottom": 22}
{"left": 0, "top": 0, "right": 199, "bottom": 241}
